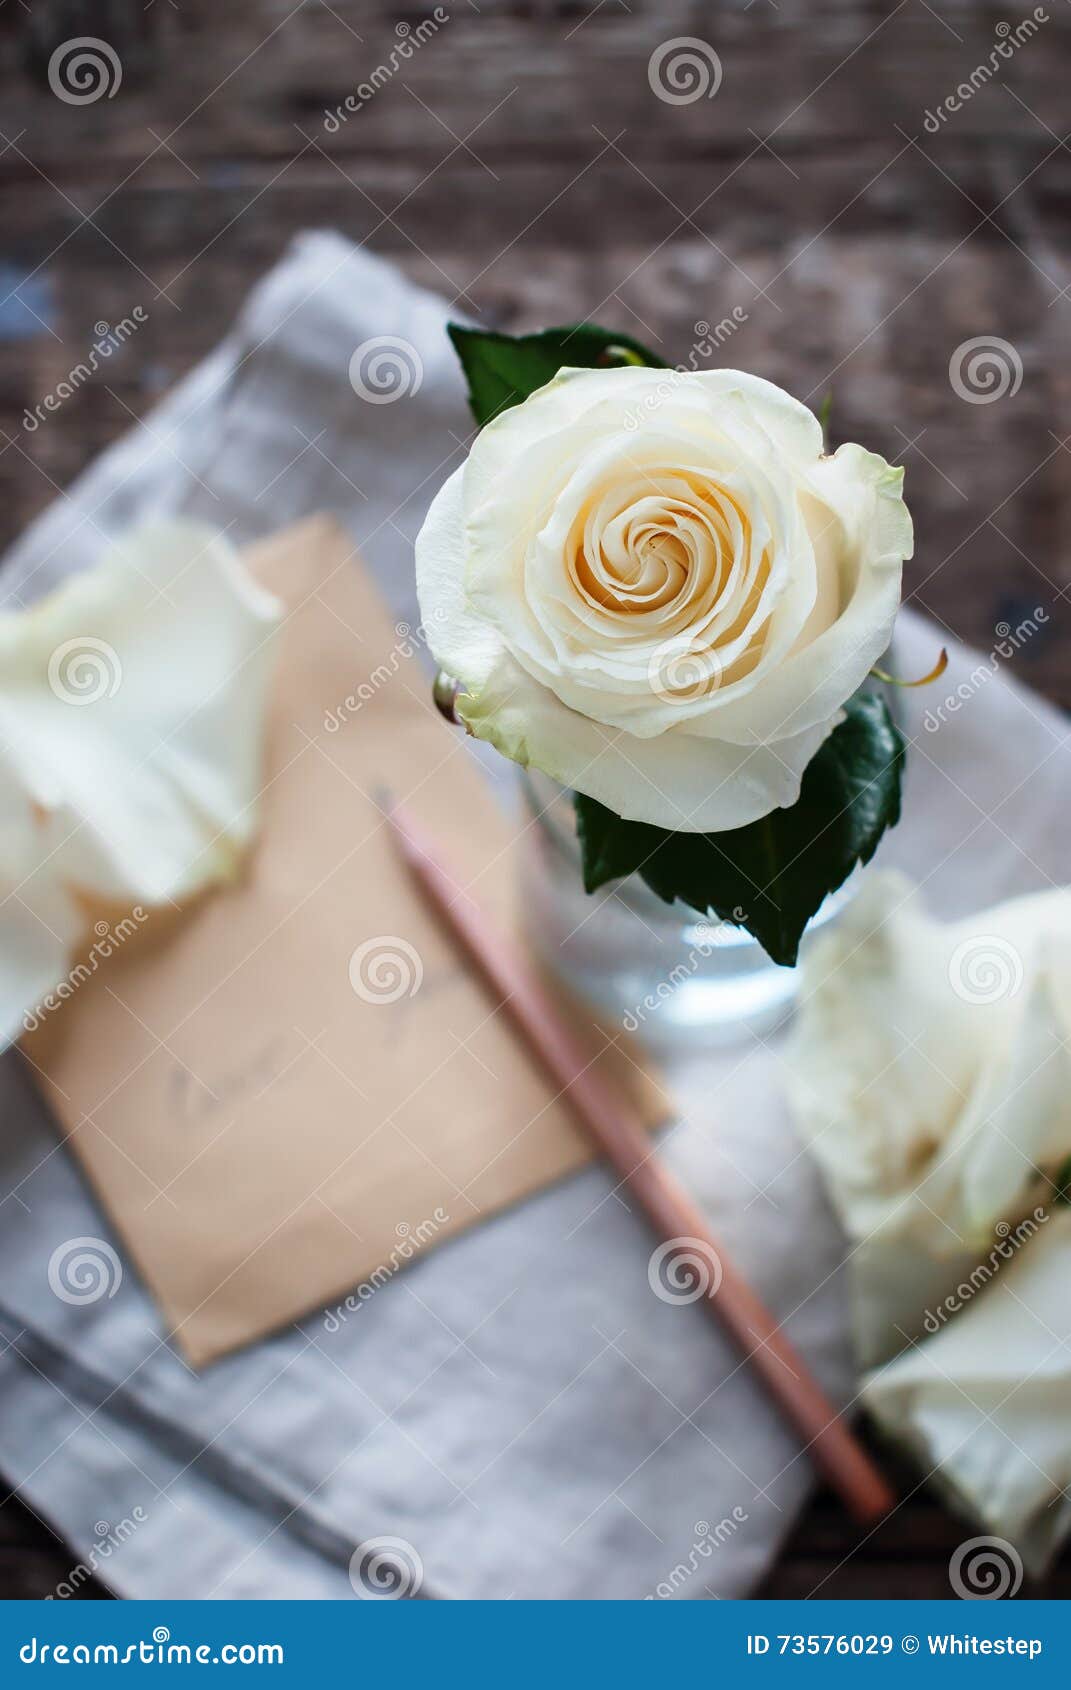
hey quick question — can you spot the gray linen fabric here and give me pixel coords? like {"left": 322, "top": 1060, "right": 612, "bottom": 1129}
{"left": 0, "top": 232, "right": 1066, "bottom": 1599}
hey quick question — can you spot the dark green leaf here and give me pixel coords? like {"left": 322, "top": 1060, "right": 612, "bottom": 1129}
{"left": 574, "top": 693, "right": 904, "bottom": 967}
{"left": 448, "top": 322, "right": 668, "bottom": 429}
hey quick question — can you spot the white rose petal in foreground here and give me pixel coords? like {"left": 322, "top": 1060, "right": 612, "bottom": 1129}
{"left": 862, "top": 1209, "right": 1071, "bottom": 1576}
{"left": 416, "top": 367, "right": 912, "bottom": 831}
{"left": 784, "top": 871, "right": 1071, "bottom": 1358}
{"left": 0, "top": 522, "right": 282, "bottom": 1047}
{"left": 784, "top": 871, "right": 1071, "bottom": 1567}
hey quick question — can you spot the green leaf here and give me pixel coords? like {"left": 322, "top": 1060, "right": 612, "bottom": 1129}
{"left": 448, "top": 322, "right": 668, "bottom": 429}
{"left": 574, "top": 693, "right": 904, "bottom": 967}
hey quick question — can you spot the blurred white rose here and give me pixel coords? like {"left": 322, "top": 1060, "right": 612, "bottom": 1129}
{"left": 416, "top": 366, "right": 912, "bottom": 831}
{"left": 791, "top": 873, "right": 1071, "bottom": 1574}
{"left": 0, "top": 522, "right": 281, "bottom": 1048}
{"left": 784, "top": 870, "right": 1071, "bottom": 1364}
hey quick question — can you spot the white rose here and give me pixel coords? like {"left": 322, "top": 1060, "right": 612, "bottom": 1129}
{"left": 416, "top": 365, "right": 912, "bottom": 831}
{"left": 784, "top": 870, "right": 1071, "bottom": 1366}
{"left": 0, "top": 522, "right": 281, "bottom": 1048}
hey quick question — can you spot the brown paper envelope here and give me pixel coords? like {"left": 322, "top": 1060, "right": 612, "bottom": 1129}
{"left": 26, "top": 517, "right": 672, "bottom": 1366}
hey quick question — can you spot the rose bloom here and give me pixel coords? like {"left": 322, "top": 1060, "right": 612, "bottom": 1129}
{"left": 785, "top": 869, "right": 1071, "bottom": 1373}
{"left": 415, "top": 366, "right": 912, "bottom": 831}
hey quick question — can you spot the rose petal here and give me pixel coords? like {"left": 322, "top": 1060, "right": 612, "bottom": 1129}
{"left": 692, "top": 447, "right": 910, "bottom": 746}
{"left": 0, "top": 520, "right": 282, "bottom": 1048}
{"left": 457, "top": 644, "right": 833, "bottom": 831}
{"left": 418, "top": 363, "right": 909, "bottom": 831}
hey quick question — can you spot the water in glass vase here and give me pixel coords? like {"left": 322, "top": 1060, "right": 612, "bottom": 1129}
{"left": 517, "top": 768, "right": 859, "bottom": 1051}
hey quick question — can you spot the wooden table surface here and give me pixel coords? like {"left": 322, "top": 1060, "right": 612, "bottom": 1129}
{"left": 1, "top": 0, "right": 1069, "bottom": 1600}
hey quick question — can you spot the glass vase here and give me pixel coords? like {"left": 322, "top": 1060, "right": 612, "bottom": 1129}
{"left": 516, "top": 768, "right": 861, "bottom": 1051}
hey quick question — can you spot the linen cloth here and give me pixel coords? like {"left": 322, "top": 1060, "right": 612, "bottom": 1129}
{"left": 0, "top": 232, "right": 1067, "bottom": 1599}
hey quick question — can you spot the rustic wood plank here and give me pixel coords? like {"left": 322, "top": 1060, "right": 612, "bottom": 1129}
{"left": 2, "top": 0, "right": 1070, "bottom": 1600}
{"left": 0, "top": 1495, "right": 110, "bottom": 1600}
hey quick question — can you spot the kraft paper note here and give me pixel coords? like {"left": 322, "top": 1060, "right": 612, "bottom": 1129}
{"left": 26, "top": 517, "right": 670, "bottom": 1366}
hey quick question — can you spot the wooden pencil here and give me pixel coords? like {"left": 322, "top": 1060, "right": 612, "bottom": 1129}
{"left": 385, "top": 797, "right": 895, "bottom": 1526}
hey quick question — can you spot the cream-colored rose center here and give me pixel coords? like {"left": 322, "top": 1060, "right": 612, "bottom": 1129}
{"left": 564, "top": 474, "right": 773, "bottom": 693}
